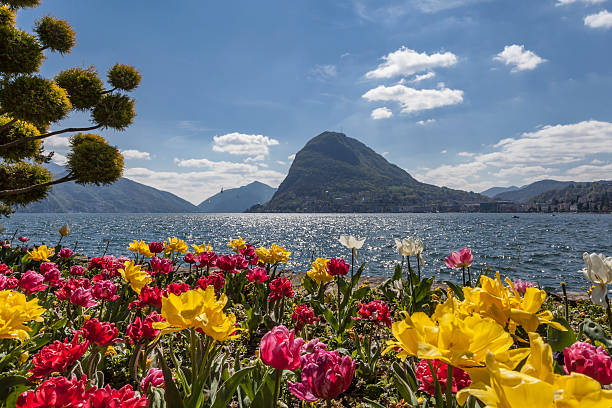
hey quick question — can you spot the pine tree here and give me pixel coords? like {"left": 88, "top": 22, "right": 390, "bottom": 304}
{"left": 0, "top": 0, "right": 140, "bottom": 215}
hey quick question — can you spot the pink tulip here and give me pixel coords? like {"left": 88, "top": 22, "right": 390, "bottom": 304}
{"left": 513, "top": 279, "right": 537, "bottom": 296}
{"left": 40, "top": 262, "right": 58, "bottom": 275}
{"left": 148, "top": 241, "right": 164, "bottom": 254}
{"left": 69, "top": 265, "right": 86, "bottom": 276}
{"left": 140, "top": 368, "right": 165, "bottom": 393}
{"left": 19, "top": 270, "right": 48, "bottom": 294}
{"left": 59, "top": 248, "right": 74, "bottom": 259}
{"left": 259, "top": 326, "right": 304, "bottom": 370}
{"left": 70, "top": 287, "right": 98, "bottom": 308}
{"left": 444, "top": 248, "right": 473, "bottom": 269}
{"left": 42, "top": 267, "right": 63, "bottom": 287}
{"left": 17, "top": 236, "right": 29, "bottom": 243}
{"left": 564, "top": 341, "right": 612, "bottom": 385}
{"left": 150, "top": 256, "right": 173, "bottom": 275}
{"left": 0, "top": 274, "right": 18, "bottom": 290}
{"left": 288, "top": 340, "right": 356, "bottom": 402}
{"left": 92, "top": 280, "right": 119, "bottom": 301}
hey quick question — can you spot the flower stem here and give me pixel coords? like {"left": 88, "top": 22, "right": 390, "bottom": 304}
{"left": 561, "top": 282, "right": 569, "bottom": 321}
{"left": 445, "top": 364, "right": 453, "bottom": 408}
{"left": 605, "top": 296, "right": 612, "bottom": 335}
{"left": 273, "top": 368, "right": 282, "bottom": 406}
{"left": 461, "top": 266, "right": 466, "bottom": 287}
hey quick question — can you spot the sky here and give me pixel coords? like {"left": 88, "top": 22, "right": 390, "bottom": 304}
{"left": 16, "top": 0, "right": 612, "bottom": 204}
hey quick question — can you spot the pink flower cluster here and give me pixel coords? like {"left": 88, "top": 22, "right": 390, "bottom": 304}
{"left": 356, "top": 299, "right": 392, "bottom": 328}
{"left": 513, "top": 279, "right": 537, "bottom": 295}
{"left": 444, "top": 248, "right": 473, "bottom": 269}
{"left": 564, "top": 341, "right": 612, "bottom": 385}
{"left": 415, "top": 359, "right": 471, "bottom": 395}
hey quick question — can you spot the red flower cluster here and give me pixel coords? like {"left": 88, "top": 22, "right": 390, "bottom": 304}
{"left": 80, "top": 318, "right": 120, "bottom": 347}
{"left": 19, "top": 270, "right": 48, "bottom": 294}
{"left": 148, "top": 241, "right": 164, "bottom": 254}
{"left": 216, "top": 254, "right": 248, "bottom": 274}
{"left": 196, "top": 273, "right": 226, "bottom": 292}
{"left": 247, "top": 267, "right": 268, "bottom": 283}
{"left": 92, "top": 280, "right": 119, "bottom": 301}
{"left": 291, "top": 304, "right": 319, "bottom": 331}
{"left": 55, "top": 278, "right": 91, "bottom": 302}
{"left": 268, "top": 277, "right": 295, "bottom": 303}
{"left": 129, "top": 285, "right": 162, "bottom": 309}
{"left": 196, "top": 252, "right": 217, "bottom": 269}
{"left": 163, "top": 282, "right": 190, "bottom": 297}
{"left": 415, "top": 359, "right": 471, "bottom": 396}
{"left": 0, "top": 273, "right": 18, "bottom": 290}
{"left": 239, "top": 244, "right": 258, "bottom": 265}
{"left": 356, "top": 300, "right": 392, "bottom": 328}
{"left": 17, "top": 376, "right": 148, "bottom": 408}
{"left": 29, "top": 334, "right": 89, "bottom": 380}
{"left": 126, "top": 312, "right": 165, "bottom": 343}
{"left": 327, "top": 258, "right": 349, "bottom": 277}
{"left": 149, "top": 256, "right": 173, "bottom": 275}
{"left": 88, "top": 256, "right": 124, "bottom": 278}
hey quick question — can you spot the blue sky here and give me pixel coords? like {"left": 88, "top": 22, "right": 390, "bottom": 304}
{"left": 16, "top": 0, "right": 612, "bottom": 203}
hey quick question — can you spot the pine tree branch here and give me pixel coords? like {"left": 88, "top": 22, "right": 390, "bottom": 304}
{"left": 0, "top": 175, "right": 75, "bottom": 198}
{"left": 0, "top": 124, "right": 102, "bottom": 150}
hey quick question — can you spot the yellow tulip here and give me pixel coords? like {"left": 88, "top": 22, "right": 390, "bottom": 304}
{"left": 127, "top": 240, "right": 153, "bottom": 257}
{"left": 27, "top": 245, "right": 54, "bottom": 262}
{"left": 307, "top": 258, "right": 333, "bottom": 284}
{"left": 118, "top": 261, "right": 152, "bottom": 294}
{"left": 256, "top": 243, "right": 291, "bottom": 264}
{"left": 457, "top": 333, "right": 612, "bottom": 408}
{"left": 385, "top": 296, "right": 529, "bottom": 370}
{"left": 193, "top": 242, "right": 213, "bottom": 255}
{"left": 163, "top": 237, "right": 189, "bottom": 254}
{"left": 0, "top": 290, "right": 46, "bottom": 342}
{"left": 153, "top": 286, "right": 238, "bottom": 341}
{"left": 460, "top": 272, "right": 565, "bottom": 333}
{"left": 227, "top": 237, "right": 245, "bottom": 252}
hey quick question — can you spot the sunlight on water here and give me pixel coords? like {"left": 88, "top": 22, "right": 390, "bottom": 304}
{"left": 3, "top": 213, "right": 610, "bottom": 290}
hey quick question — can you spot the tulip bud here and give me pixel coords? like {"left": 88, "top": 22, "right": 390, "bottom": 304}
{"left": 58, "top": 224, "right": 70, "bottom": 236}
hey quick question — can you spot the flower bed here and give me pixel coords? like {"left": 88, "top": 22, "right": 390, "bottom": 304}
{"left": 1, "top": 232, "right": 612, "bottom": 407}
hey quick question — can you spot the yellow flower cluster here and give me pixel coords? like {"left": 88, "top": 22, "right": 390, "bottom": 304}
{"left": 119, "top": 261, "right": 152, "bottom": 294}
{"left": 153, "top": 286, "right": 238, "bottom": 341}
{"left": 457, "top": 333, "right": 612, "bottom": 407}
{"left": 127, "top": 240, "right": 154, "bottom": 257}
{"left": 459, "top": 272, "right": 565, "bottom": 333}
{"left": 192, "top": 242, "right": 213, "bottom": 255}
{"left": 385, "top": 296, "right": 529, "bottom": 369}
{"left": 227, "top": 237, "right": 246, "bottom": 252}
{"left": 163, "top": 237, "right": 189, "bottom": 254}
{"left": 255, "top": 243, "right": 291, "bottom": 265}
{"left": 307, "top": 258, "right": 332, "bottom": 284}
{"left": 0, "top": 290, "right": 46, "bottom": 342}
{"left": 27, "top": 245, "right": 54, "bottom": 262}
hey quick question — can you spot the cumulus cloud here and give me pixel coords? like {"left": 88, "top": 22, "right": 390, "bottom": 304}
{"left": 288, "top": 154, "right": 296, "bottom": 160}
{"left": 126, "top": 162, "right": 286, "bottom": 204}
{"left": 416, "top": 119, "right": 436, "bottom": 125}
{"left": 493, "top": 45, "right": 546, "bottom": 72}
{"left": 52, "top": 153, "right": 67, "bottom": 166}
{"left": 310, "top": 64, "right": 337, "bottom": 80}
{"left": 457, "top": 151, "right": 474, "bottom": 157}
{"left": 410, "top": 72, "right": 436, "bottom": 83}
{"left": 121, "top": 149, "right": 151, "bottom": 160}
{"left": 371, "top": 107, "right": 393, "bottom": 120}
{"left": 365, "top": 47, "right": 458, "bottom": 79}
{"left": 557, "top": 0, "right": 606, "bottom": 5}
{"left": 441, "top": 150, "right": 447, "bottom": 154}
{"left": 410, "top": 0, "right": 491, "bottom": 13}
{"left": 411, "top": 120, "right": 612, "bottom": 190}
{"left": 585, "top": 10, "right": 612, "bottom": 28}
{"left": 212, "top": 132, "right": 279, "bottom": 157}
{"left": 363, "top": 84, "right": 463, "bottom": 113}
{"left": 44, "top": 135, "right": 71, "bottom": 152}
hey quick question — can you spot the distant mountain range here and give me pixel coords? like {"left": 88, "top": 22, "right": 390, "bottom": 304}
{"left": 492, "top": 180, "right": 577, "bottom": 203}
{"left": 197, "top": 182, "right": 276, "bottom": 213}
{"left": 525, "top": 181, "right": 611, "bottom": 212}
{"left": 252, "top": 131, "right": 487, "bottom": 212}
{"left": 480, "top": 186, "right": 519, "bottom": 198}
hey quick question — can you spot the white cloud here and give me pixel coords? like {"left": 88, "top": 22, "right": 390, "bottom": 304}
{"left": 371, "top": 107, "right": 393, "bottom": 120}
{"left": 457, "top": 151, "right": 474, "bottom": 157}
{"left": 441, "top": 150, "right": 447, "bottom": 154}
{"left": 310, "top": 64, "right": 337, "bottom": 80}
{"left": 244, "top": 155, "right": 266, "bottom": 163}
{"left": 121, "top": 149, "right": 151, "bottom": 160}
{"left": 493, "top": 45, "right": 546, "bottom": 72}
{"left": 365, "top": 47, "right": 458, "bottom": 79}
{"left": 557, "top": 0, "right": 606, "bottom": 5}
{"left": 416, "top": 119, "right": 436, "bottom": 125}
{"left": 51, "top": 152, "right": 67, "bottom": 166}
{"left": 276, "top": 160, "right": 287, "bottom": 165}
{"left": 212, "top": 132, "right": 279, "bottom": 157}
{"left": 125, "top": 163, "right": 286, "bottom": 204}
{"left": 410, "top": 72, "right": 436, "bottom": 83}
{"left": 363, "top": 84, "right": 463, "bottom": 113}
{"left": 585, "top": 10, "right": 612, "bottom": 28}
{"left": 288, "top": 154, "right": 296, "bottom": 160}
{"left": 410, "top": 120, "right": 612, "bottom": 190}
{"left": 44, "top": 135, "right": 71, "bottom": 152}
{"left": 382, "top": 151, "right": 390, "bottom": 157}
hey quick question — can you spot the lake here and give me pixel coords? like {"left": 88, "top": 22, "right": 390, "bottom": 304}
{"left": 2, "top": 213, "right": 611, "bottom": 290}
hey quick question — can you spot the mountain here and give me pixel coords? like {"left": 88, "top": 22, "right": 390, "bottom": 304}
{"left": 253, "top": 131, "right": 488, "bottom": 213}
{"left": 525, "top": 181, "right": 611, "bottom": 212}
{"left": 481, "top": 186, "right": 519, "bottom": 198}
{"left": 17, "top": 163, "right": 198, "bottom": 213}
{"left": 197, "top": 181, "right": 276, "bottom": 213}
{"left": 494, "top": 180, "right": 576, "bottom": 203}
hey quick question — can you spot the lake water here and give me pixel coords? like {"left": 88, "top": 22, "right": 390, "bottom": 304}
{"left": 2, "top": 213, "right": 611, "bottom": 290}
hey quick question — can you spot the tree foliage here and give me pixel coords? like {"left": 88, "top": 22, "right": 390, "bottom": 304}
{"left": 0, "top": 0, "right": 140, "bottom": 216}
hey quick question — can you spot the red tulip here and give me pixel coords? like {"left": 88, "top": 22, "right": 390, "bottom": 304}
{"left": 268, "top": 277, "right": 294, "bottom": 303}
{"left": 148, "top": 241, "right": 164, "bottom": 254}
{"left": 356, "top": 299, "right": 392, "bottom": 328}
{"left": 415, "top": 359, "right": 471, "bottom": 396}
{"left": 70, "top": 287, "right": 98, "bottom": 308}
{"left": 291, "top": 304, "right": 319, "bottom": 331}
{"left": 247, "top": 267, "right": 269, "bottom": 283}
{"left": 92, "top": 280, "right": 119, "bottom": 301}
{"left": 259, "top": 325, "right": 304, "bottom": 370}
{"left": 59, "top": 248, "right": 74, "bottom": 259}
{"left": 126, "top": 312, "right": 165, "bottom": 343}
{"left": 29, "top": 334, "right": 89, "bottom": 380}
{"left": 129, "top": 285, "right": 162, "bottom": 309}
{"left": 80, "top": 318, "right": 120, "bottom": 347}
{"left": 326, "top": 258, "right": 349, "bottom": 277}
{"left": 19, "top": 270, "right": 48, "bottom": 294}
{"left": 88, "top": 384, "right": 148, "bottom": 408}
{"left": 17, "top": 375, "right": 90, "bottom": 408}
{"left": 140, "top": 368, "right": 165, "bottom": 393}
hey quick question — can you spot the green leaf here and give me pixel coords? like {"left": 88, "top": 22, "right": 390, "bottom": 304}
{"left": 157, "top": 349, "right": 185, "bottom": 408}
{"left": 362, "top": 398, "right": 387, "bottom": 408}
{"left": 547, "top": 317, "right": 576, "bottom": 353}
{"left": 444, "top": 280, "right": 465, "bottom": 301}
{"left": 391, "top": 362, "right": 419, "bottom": 405}
{"left": 392, "top": 264, "right": 403, "bottom": 281}
{"left": 210, "top": 366, "right": 255, "bottom": 408}
{"left": 0, "top": 376, "right": 30, "bottom": 400}
{"left": 323, "top": 309, "right": 339, "bottom": 332}
{"left": 302, "top": 275, "right": 317, "bottom": 294}
{"left": 580, "top": 319, "right": 612, "bottom": 349}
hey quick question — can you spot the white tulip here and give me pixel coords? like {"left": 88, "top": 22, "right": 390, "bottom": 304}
{"left": 582, "top": 252, "right": 612, "bottom": 307}
{"left": 394, "top": 237, "right": 424, "bottom": 257}
{"left": 339, "top": 235, "right": 366, "bottom": 250}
